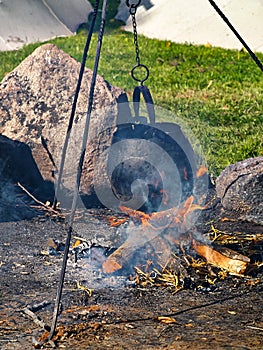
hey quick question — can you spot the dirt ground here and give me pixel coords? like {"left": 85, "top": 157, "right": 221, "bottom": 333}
{"left": 0, "top": 209, "right": 262, "bottom": 350}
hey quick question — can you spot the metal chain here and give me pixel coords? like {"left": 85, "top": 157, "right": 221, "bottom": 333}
{"left": 126, "top": 0, "right": 149, "bottom": 85}
{"left": 130, "top": 8, "right": 140, "bottom": 65}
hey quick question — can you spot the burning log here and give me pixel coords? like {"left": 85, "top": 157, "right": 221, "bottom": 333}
{"left": 103, "top": 233, "right": 172, "bottom": 275}
{"left": 102, "top": 222, "right": 160, "bottom": 273}
{"left": 192, "top": 239, "right": 250, "bottom": 275}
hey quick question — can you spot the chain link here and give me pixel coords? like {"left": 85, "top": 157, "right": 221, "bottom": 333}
{"left": 126, "top": 0, "right": 149, "bottom": 84}
{"left": 131, "top": 13, "right": 140, "bottom": 65}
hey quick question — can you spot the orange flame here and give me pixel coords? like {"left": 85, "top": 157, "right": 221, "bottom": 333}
{"left": 104, "top": 216, "right": 129, "bottom": 227}
{"left": 103, "top": 196, "right": 206, "bottom": 274}
{"left": 120, "top": 195, "right": 205, "bottom": 231}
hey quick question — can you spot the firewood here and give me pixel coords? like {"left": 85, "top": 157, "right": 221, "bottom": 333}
{"left": 102, "top": 222, "right": 161, "bottom": 273}
{"left": 192, "top": 239, "right": 250, "bottom": 275}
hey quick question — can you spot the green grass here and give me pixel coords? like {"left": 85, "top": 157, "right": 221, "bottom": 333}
{"left": 0, "top": 29, "right": 262, "bottom": 176}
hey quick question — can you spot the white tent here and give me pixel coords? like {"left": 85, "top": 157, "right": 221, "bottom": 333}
{"left": 0, "top": 0, "right": 93, "bottom": 51}
{"left": 121, "top": 0, "right": 263, "bottom": 52}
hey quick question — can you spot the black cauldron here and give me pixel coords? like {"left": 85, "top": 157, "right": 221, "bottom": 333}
{"left": 108, "top": 86, "right": 198, "bottom": 213}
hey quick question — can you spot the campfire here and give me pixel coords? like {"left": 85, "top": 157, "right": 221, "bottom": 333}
{"left": 90, "top": 162, "right": 250, "bottom": 281}
{"left": 57, "top": 170, "right": 260, "bottom": 299}
{"left": 24, "top": 160, "right": 260, "bottom": 292}
{"left": 101, "top": 194, "right": 250, "bottom": 278}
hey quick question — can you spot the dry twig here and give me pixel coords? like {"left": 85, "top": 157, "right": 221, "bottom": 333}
{"left": 17, "top": 182, "right": 63, "bottom": 217}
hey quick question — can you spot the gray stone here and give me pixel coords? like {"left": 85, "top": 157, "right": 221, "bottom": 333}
{"left": 0, "top": 43, "right": 126, "bottom": 204}
{"left": 216, "top": 156, "right": 263, "bottom": 224}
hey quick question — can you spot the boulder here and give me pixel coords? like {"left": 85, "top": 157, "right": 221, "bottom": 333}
{"left": 0, "top": 43, "right": 127, "bottom": 205}
{"left": 216, "top": 156, "right": 263, "bottom": 224}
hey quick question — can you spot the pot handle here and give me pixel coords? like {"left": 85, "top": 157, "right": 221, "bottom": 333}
{"left": 133, "top": 85, "right": 155, "bottom": 125}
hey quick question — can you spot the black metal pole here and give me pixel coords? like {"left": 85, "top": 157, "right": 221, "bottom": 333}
{"left": 208, "top": 0, "right": 263, "bottom": 72}
{"left": 48, "top": 0, "right": 108, "bottom": 340}
{"left": 53, "top": 0, "right": 100, "bottom": 209}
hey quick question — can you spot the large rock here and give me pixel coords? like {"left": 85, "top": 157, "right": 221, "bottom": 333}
{"left": 0, "top": 43, "right": 126, "bottom": 204}
{"left": 216, "top": 156, "right": 263, "bottom": 224}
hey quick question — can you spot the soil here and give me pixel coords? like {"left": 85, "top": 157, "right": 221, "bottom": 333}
{"left": 0, "top": 209, "right": 262, "bottom": 350}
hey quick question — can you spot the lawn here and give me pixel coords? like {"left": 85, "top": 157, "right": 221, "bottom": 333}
{"left": 0, "top": 28, "right": 262, "bottom": 177}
